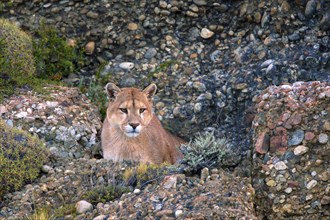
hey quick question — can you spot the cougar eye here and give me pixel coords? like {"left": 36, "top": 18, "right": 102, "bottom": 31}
{"left": 119, "top": 108, "right": 128, "bottom": 114}
{"left": 139, "top": 108, "right": 146, "bottom": 114}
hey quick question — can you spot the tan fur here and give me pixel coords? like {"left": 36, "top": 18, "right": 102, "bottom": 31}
{"left": 101, "top": 83, "right": 184, "bottom": 164}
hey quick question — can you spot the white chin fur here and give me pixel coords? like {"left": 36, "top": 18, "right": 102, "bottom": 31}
{"left": 125, "top": 132, "right": 140, "bottom": 138}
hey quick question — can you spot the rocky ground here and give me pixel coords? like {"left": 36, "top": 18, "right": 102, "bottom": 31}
{"left": 253, "top": 81, "right": 330, "bottom": 219}
{"left": 0, "top": 0, "right": 329, "bottom": 219}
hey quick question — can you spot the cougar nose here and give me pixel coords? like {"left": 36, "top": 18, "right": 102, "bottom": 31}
{"left": 129, "top": 123, "right": 140, "bottom": 129}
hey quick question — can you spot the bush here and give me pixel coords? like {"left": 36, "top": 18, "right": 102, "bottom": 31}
{"left": 123, "top": 163, "right": 170, "bottom": 188}
{"left": 0, "top": 18, "right": 36, "bottom": 78}
{"left": 82, "top": 184, "right": 130, "bottom": 204}
{"left": 0, "top": 19, "right": 37, "bottom": 101}
{"left": 33, "top": 22, "right": 83, "bottom": 80}
{"left": 0, "top": 119, "right": 48, "bottom": 199}
{"left": 181, "top": 132, "right": 228, "bottom": 172}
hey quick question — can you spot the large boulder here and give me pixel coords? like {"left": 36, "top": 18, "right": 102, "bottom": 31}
{"left": 252, "top": 81, "right": 330, "bottom": 219}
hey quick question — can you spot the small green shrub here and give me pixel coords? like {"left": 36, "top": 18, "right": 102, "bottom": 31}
{"left": 181, "top": 132, "right": 228, "bottom": 172}
{"left": 79, "top": 64, "right": 109, "bottom": 120}
{"left": 123, "top": 163, "right": 170, "bottom": 188}
{"left": 33, "top": 22, "right": 83, "bottom": 80}
{"left": 0, "top": 18, "right": 37, "bottom": 101}
{"left": 82, "top": 184, "right": 130, "bottom": 204}
{"left": 27, "top": 204, "right": 76, "bottom": 220}
{"left": 0, "top": 119, "right": 48, "bottom": 198}
{"left": 0, "top": 19, "right": 63, "bottom": 102}
{"left": 0, "top": 19, "right": 36, "bottom": 78}
{"left": 27, "top": 208, "right": 52, "bottom": 220}
{"left": 79, "top": 78, "right": 108, "bottom": 120}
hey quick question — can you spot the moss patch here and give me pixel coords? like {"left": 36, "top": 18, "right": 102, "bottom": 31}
{"left": 0, "top": 119, "right": 48, "bottom": 199}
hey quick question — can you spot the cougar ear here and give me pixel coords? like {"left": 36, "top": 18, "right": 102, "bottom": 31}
{"left": 143, "top": 83, "right": 157, "bottom": 100}
{"left": 105, "top": 83, "right": 121, "bottom": 100}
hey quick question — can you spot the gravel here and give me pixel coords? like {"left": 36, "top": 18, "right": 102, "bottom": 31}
{"left": 0, "top": 0, "right": 329, "bottom": 219}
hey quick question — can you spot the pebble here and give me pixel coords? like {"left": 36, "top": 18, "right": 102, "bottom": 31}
{"left": 119, "top": 62, "right": 135, "bottom": 70}
{"left": 200, "top": 167, "right": 209, "bottom": 181}
{"left": 260, "top": 59, "right": 274, "bottom": 68}
{"left": 41, "top": 165, "right": 53, "bottom": 173}
{"left": 194, "top": 103, "right": 202, "bottom": 113}
{"left": 75, "top": 200, "right": 93, "bottom": 214}
{"left": 127, "top": 22, "right": 138, "bottom": 31}
{"left": 288, "top": 129, "right": 304, "bottom": 146}
{"left": 0, "top": 105, "right": 8, "bottom": 114}
{"left": 175, "top": 210, "right": 183, "bottom": 217}
{"left": 266, "top": 179, "right": 276, "bottom": 187}
{"left": 284, "top": 187, "right": 292, "bottom": 194}
{"left": 293, "top": 145, "right": 309, "bottom": 156}
{"left": 193, "top": 0, "right": 207, "bottom": 6}
{"left": 274, "top": 161, "right": 287, "bottom": 170}
{"left": 144, "top": 48, "right": 157, "bottom": 59}
{"left": 85, "top": 41, "right": 95, "bottom": 55}
{"left": 93, "top": 215, "right": 107, "bottom": 220}
{"left": 306, "top": 180, "right": 317, "bottom": 189}
{"left": 133, "top": 189, "right": 141, "bottom": 194}
{"left": 6, "top": 119, "right": 14, "bottom": 127}
{"left": 288, "top": 33, "right": 300, "bottom": 41}
{"left": 15, "top": 112, "right": 28, "bottom": 119}
{"left": 200, "top": 28, "right": 214, "bottom": 39}
{"left": 318, "top": 133, "right": 328, "bottom": 144}
{"left": 305, "top": 0, "right": 317, "bottom": 18}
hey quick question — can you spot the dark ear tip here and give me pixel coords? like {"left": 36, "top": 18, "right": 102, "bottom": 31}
{"left": 105, "top": 82, "right": 115, "bottom": 90}
{"left": 105, "top": 82, "right": 121, "bottom": 98}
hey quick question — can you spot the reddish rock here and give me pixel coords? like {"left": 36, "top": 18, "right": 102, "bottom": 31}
{"left": 270, "top": 127, "right": 288, "bottom": 153}
{"left": 304, "top": 131, "right": 315, "bottom": 141}
{"left": 288, "top": 181, "right": 299, "bottom": 188}
{"left": 281, "top": 112, "right": 291, "bottom": 121}
{"left": 155, "top": 209, "right": 174, "bottom": 217}
{"left": 286, "top": 113, "right": 302, "bottom": 126}
{"left": 255, "top": 131, "right": 270, "bottom": 154}
{"left": 270, "top": 136, "right": 287, "bottom": 153}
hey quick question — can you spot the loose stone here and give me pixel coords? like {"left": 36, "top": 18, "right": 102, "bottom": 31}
{"left": 288, "top": 129, "right": 304, "bottom": 146}
{"left": 306, "top": 180, "right": 317, "bottom": 189}
{"left": 200, "top": 28, "right": 214, "bottom": 39}
{"left": 85, "top": 41, "right": 95, "bottom": 55}
{"left": 75, "top": 200, "right": 93, "bottom": 214}
{"left": 318, "top": 133, "right": 328, "bottom": 144}
{"left": 293, "top": 145, "right": 309, "bottom": 155}
{"left": 274, "top": 161, "right": 287, "bottom": 170}
{"left": 119, "top": 62, "right": 135, "bottom": 70}
{"left": 127, "top": 22, "right": 138, "bottom": 31}
{"left": 285, "top": 187, "right": 292, "bottom": 194}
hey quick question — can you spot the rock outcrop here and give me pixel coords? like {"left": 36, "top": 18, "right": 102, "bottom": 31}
{"left": 252, "top": 81, "right": 330, "bottom": 219}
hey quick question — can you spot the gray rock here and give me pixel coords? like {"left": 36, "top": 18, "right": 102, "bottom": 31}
{"left": 193, "top": 0, "right": 207, "bottom": 6}
{"left": 293, "top": 145, "right": 309, "bottom": 155}
{"left": 318, "top": 133, "right": 328, "bottom": 144}
{"left": 288, "top": 33, "right": 300, "bottom": 41}
{"left": 75, "top": 200, "right": 93, "bottom": 214}
{"left": 119, "top": 62, "right": 135, "bottom": 70}
{"left": 288, "top": 129, "right": 304, "bottom": 146}
{"left": 305, "top": 0, "right": 317, "bottom": 18}
{"left": 144, "top": 48, "right": 157, "bottom": 59}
